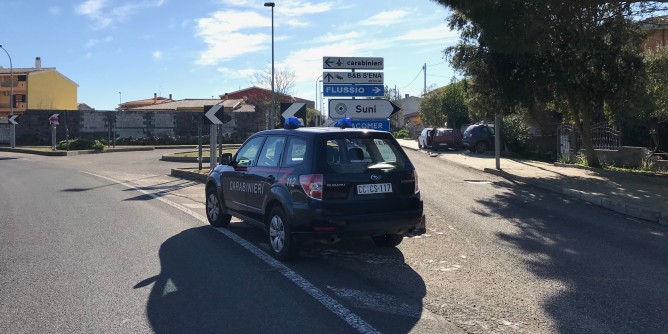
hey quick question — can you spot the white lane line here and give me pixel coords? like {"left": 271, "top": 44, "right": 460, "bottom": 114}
{"left": 84, "top": 172, "right": 380, "bottom": 334}
{"left": 327, "top": 286, "right": 422, "bottom": 318}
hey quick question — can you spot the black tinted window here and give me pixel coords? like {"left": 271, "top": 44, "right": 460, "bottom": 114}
{"left": 324, "top": 137, "right": 407, "bottom": 174}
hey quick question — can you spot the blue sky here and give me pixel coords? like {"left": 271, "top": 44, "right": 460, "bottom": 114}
{"left": 0, "top": 0, "right": 458, "bottom": 111}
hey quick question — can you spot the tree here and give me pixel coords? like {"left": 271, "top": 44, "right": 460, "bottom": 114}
{"left": 418, "top": 87, "right": 446, "bottom": 127}
{"left": 435, "top": 0, "right": 649, "bottom": 167}
{"left": 250, "top": 67, "right": 296, "bottom": 96}
{"left": 645, "top": 45, "right": 668, "bottom": 121}
{"left": 441, "top": 79, "right": 469, "bottom": 129}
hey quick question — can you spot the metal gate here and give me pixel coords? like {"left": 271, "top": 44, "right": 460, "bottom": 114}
{"left": 557, "top": 122, "right": 621, "bottom": 159}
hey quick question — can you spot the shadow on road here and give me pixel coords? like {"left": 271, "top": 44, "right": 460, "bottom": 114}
{"left": 476, "top": 179, "right": 668, "bottom": 333}
{"left": 137, "top": 226, "right": 426, "bottom": 333}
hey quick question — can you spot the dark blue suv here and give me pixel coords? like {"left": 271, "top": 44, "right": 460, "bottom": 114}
{"left": 205, "top": 118, "right": 424, "bottom": 261}
{"left": 463, "top": 123, "right": 495, "bottom": 153}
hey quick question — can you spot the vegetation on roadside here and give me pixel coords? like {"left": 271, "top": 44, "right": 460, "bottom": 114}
{"left": 57, "top": 139, "right": 106, "bottom": 151}
{"left": 172, "top": 148, "right": 237, "bottom": 158}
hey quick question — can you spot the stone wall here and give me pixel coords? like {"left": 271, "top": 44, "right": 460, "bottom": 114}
{"left": 0, "top": 109, "right": 265, "bottom": 145}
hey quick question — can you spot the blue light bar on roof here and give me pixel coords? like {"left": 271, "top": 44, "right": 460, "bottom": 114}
{"left": 284, "top": 117, "right": 301, "bottom": 129}
{"left": 334, "top": 118, "right": 352, "bottom": 128}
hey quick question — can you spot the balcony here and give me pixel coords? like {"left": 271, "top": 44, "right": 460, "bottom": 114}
{"left": 0, "top": 102, "right": 27, "bottom": 112}
{"left": 0, "top": 81, "right": 26, "bottom": 91}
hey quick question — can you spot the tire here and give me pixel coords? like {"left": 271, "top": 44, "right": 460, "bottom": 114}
{"left": 474, "top": 141, "right": 488, "bottom": 154}
{"left": 371, "top": 233, "right": 404, "bottom": 247}
{"left": 267, "top": 206, "right": 299, "bottom": 261}
{"left": 206, "top": 187, "right": 232, "bottom": 227}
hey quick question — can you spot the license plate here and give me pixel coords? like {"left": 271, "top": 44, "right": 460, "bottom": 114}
{"left": 357, "top": 183, "right": 392, "bottom": 195}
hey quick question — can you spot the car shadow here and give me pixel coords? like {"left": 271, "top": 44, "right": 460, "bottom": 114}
{"left": 475, "top": 179, "right": 668, "bottom": 333}
{"left": 137, "top": 225, "right": 426, "bottom": 333}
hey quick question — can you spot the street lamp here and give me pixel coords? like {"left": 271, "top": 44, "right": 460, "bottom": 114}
{"left": 0, "top": 44, "right": 15, "bottom": 148}
{"left": 264, "top": 2, "right": 275, "bottom": 129}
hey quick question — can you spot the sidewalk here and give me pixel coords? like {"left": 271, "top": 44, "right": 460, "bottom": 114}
{"left": 396, "top": 139, "right": 668, "bottom": 226}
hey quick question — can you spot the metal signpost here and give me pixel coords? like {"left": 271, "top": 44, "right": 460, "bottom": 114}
{"left": 322, "top": 84, "right": 384, "bottom": 97}
{"left": 323, "top": 57, "right": 384, "bottom": 70}
{"left": 322, "top": 71, "right": 384, "bottom": 85}
{"left": 328, "top": 99, "right": 400, "bottom": 119}
{"left": 202, "top": 105, "right": 232, "bottom": 170}
{"left": 49, "top": 114, "right": 59, "bottom": 151}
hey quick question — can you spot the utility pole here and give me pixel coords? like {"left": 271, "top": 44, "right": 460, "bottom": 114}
{"left": 423, "top": 63, "right": 427, "bottom": 96}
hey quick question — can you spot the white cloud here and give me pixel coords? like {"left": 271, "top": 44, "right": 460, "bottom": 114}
{"left": 75, "top": 0, "right": 165, "bottom": 29}
{"left": 277, "top": 1, "right": 335, "bottom": 16}
{"left": 152, "top": 51, "right": 163, "bottom": 60}
{"left": 314, "top": 32, "right": 360, "bottom": 43}
{"left": 394, "top": 24, "right": 458, "bottom": 43}
{"left": 362, "top": 10, "right": 410, "bottom": 27}
{"left": 84, "top": 35, "right": 113, "bottom": 48}
{"left": 217, "top": 67, "right": 257, "bottom": 78}
{"left": 220, "top": 0, "right": 251, "bottom": 5}
{"left": 195, "top": 11, "right": 271, "bottom": 65}
{"left": 285, "top": 19, "right": 309, "bottom": 28}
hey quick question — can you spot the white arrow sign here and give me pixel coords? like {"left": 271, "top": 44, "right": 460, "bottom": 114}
{"left": 281, "top": 103, "right": 306, "bottom": 120}
{"left": 328, "top": 99, "right": 401, "bottom": 119}
{"left": 204, "top": 105, "right": 224, "bottom": 124}
{"left": 8, "top": 115, "right": 18, "bottom": 125}
{"left": 323, "top": 71, "right": 384, "bottom": 85}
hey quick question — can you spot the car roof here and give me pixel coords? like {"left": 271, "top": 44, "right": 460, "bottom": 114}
{"left": 254, "top": 126, "right": 390, "bottom": 136}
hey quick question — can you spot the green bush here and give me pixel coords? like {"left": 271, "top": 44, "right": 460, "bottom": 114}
{"left": 57, "top": 139, "right": 106, "bottom": 151}
{"left": 394, "top": 129, "right": 410, "bottom": 139}
{"left": 501, "top": 114, "right": 531, "bottom": 154}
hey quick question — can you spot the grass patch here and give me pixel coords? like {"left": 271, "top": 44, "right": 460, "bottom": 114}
{"left": 173, "top": 148, "right": 237, "bottom": 158}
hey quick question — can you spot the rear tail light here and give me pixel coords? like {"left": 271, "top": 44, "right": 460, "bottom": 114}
{"left": 300, "top": 174, "right": 323, "bottom": 200}
{"left": 413, "top": 170, "right": 419, "bottom": 194}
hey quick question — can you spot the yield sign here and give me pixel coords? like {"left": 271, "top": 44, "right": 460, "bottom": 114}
{"left": 8, "top": 115, "right": 18, "bottom": 125}
{"left": 203, "top": 105, "right": 231, "bottom": 125}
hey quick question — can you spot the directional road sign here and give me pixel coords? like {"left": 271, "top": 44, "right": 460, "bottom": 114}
{"left": 328, "top": 99, "right": 400, "bottom": 119}
{"left": 8, "top": 115, "right": 18, "bottom": 125}
{"left": 323, "top": 71, "right": 384, "bottom": 85}
{"left": 322, "top": 84, "right": 384, "bottom": 97}
{"left": 350, "top": 119, "right": 390, "bottom": 132}
{"left": 203, "top": 105, "right": 231, "bottom": 125}
{"left": 323, "top": 57, "right": 384, "bottom": 70}
{"left": 280, "top": 103, "right": 306, "bottom": 123}
{"left": 49, "top": 114, "right": 59, "bottom": 125}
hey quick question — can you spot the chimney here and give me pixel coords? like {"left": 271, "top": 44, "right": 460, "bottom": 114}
{"left": 35, "top": 57, "right": 42, "bottom": 70}
{"left": 169, "top": 94, "right": 172, "bottom": 100}
{"left": 153, "top": 93, "right": 157, "bottom": 104}
{"left": 405, "top": 94, "right": 409, "bottom": 98}
{"left": 224, "top": 93, "right": 229, "bottom": 100}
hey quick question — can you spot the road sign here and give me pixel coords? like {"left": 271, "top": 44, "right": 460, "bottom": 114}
{"left": 323, "top": 57, "right": 384, "bottom": 70}
{"left": 280, "top": 102, "right": 306, "bottom": 125}
{"left": 8, "top": 115, "right": 18, "bottom": 125}
{"left": 49, "top": 114, "right": 59, "bottom": 125}
{"left": 322, "top": 84, "right": 384, "bottom": 97}
{"left": 350, "top": 119, "right": 390, "bottom": 132}
{"left": 323, "top": 71, "right": 384, "bottom": 85}
{"left": 203, "top": 105, "right": 231, "bottom": 125}
{"left": 328, "top": 99, "right": 400, "bottom": 119}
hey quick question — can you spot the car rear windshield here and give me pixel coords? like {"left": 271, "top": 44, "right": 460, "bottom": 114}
{"left": 323, "top": 137, "right": 408, "bottom": 174}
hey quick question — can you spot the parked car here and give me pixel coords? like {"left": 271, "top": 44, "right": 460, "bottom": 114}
{"left": 205, "top": 117, "right": 425, "bottom": 261}
{"left": 418, "top": 127, "right": 463, "bottom": 150}
{"left": 463, "top": 123, "right": 495, "bottom": 153}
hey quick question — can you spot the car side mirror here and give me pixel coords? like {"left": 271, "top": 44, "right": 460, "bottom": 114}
{"left": 220, "top": 153, "right": 233, "bottom": 165}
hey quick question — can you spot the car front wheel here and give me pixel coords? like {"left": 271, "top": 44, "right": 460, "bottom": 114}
{"left": 267, "top": 207, "right": 299, "bottom": 261}
{"left": 206, "top": 187, "right": 232, "bottom": 227}
{"left": 371, "top": 233, "right": 404, "bottom": 247}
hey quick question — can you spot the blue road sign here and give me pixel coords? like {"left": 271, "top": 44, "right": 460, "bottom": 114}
{"left": 350, "top": 119, "right": 390, "bottom": 132}
{"left": 323, "top": 84, "right": 385, "bottom": 97}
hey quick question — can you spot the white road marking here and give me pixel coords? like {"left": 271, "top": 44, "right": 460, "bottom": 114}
{"left": 84, "top": 172, "right": 380, "bottom": 334}
{"left": 182, "top": 203, "right": 205, "bottom": 209}
{"left": 327, "top": 286, "right": 422, "bottom": 318}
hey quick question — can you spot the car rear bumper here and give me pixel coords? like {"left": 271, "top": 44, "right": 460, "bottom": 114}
{"left": 289, "top": 200, "right": 424, "bottom": 239}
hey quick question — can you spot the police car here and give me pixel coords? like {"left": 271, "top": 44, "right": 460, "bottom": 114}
{"left": 205, "top": 118, "right": 424, "bottom": 261}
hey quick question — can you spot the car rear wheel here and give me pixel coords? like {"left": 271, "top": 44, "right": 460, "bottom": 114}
{"left": 371, "top": 233, "right": 404, "bottom": 247}
{"left": 206, "top": 187, "right": 232, "bottom": 227}
{"left": 267, "top": 206, "right": 299, "bottom": 261}
{"left": 475, "top": 141, "right": 488, "bottom": 154}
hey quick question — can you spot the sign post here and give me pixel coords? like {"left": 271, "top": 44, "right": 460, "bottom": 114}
{"left": 328, "top": 99, "right": 400, "bottom": 119}
{"left": 49, "top": 114, "right": 59, "bottom": 151}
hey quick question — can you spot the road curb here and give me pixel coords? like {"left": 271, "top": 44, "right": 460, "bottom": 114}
{"left": 170, "top": 168, "right": 208, "bottom": 183}
{"left": 482, "top": 167, "right": 666, "bottom": 225}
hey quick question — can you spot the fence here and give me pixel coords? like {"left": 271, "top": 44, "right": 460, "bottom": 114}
{"left": 557, "top": 122, "right": 621, "bottom": 159}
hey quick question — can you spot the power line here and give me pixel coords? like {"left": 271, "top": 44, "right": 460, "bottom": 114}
{"left": 400, "top": 67, "right": 423, "bottom": 89}
{"left": 427, "top": 60, "right": 447, "bottom": 66}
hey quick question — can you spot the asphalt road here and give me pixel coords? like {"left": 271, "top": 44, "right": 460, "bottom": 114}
{"left": 1, "top": 149, "right": 667, "bottom": 333}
